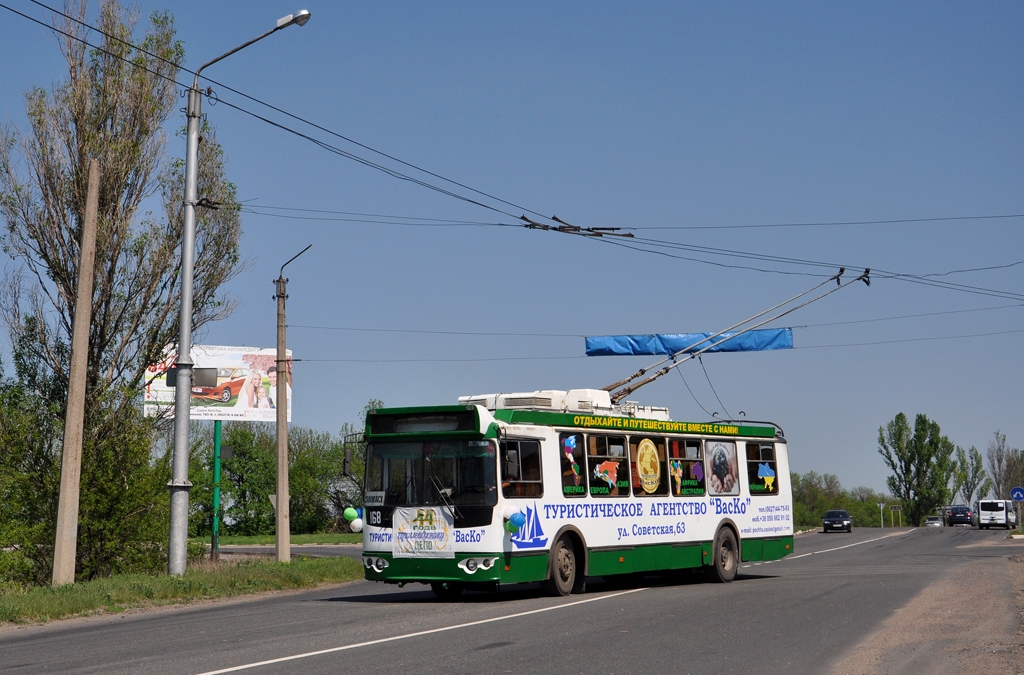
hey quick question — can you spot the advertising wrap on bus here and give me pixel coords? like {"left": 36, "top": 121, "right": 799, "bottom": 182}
{"left": 360, "top": 389, "right": 794, "bottom": 600}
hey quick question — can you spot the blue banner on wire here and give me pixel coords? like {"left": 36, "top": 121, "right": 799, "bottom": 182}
{"left": 585, "top": 328, "right": 793, "bottom": 356}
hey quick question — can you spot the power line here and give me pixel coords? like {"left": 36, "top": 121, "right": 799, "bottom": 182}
{"left": 588, "top": 234, "right": 1024, "bottom": 299}
{"left": 675, "top": 368, "right": 714, "bottom": 417}
{"left": 797, "top": 328, "right": 1024, "bottom": 349}
{"left": 19, "top": 0, "right": 551, "bottom": 223}
{"left": 241, "top": 204, "right": 507, "bottom": 227}
{"left": 289, "top": 324, "right": 584, "bottom": 338}
{"left": 698, "top": 354, "right": 731, "bottom": 420}
{"left": 9, "top": 1, "right": 1023, "bottom": 297}
{"left": 291, "top": 327, "right": 1024, "bottom": 364}
{"left": 240, "top": 208, "right": 515, "bottom": 229}
{"left": 793, "top": 303, "right": 1023, "bottom": 328}
{"left": 298, "top": 355, "right": 586, "bottom": 364}
{"left": 636, "top": 213, "right": 1024, "bottom": 230}
{"left": 293, "top": 301, "right": 1023, "bottom": 338}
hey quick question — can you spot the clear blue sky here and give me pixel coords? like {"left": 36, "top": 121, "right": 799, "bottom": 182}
{"left": 2, "top": 1, "right": 1022, "bottom": 493}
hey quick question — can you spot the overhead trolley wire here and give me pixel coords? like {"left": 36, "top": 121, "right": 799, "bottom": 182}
{"left": 635, "top": 213, "right": 1024, "bottom": 231}
{"left": 606, "top": 268, "right": 871, "bottom": 402}
{"left": 14, "top": 0, "right": 548, "bottom": 222}
{"left": 8, "top": 1, "right": 1024, "bottom": 296}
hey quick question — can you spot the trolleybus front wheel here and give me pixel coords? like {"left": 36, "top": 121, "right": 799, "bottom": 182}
{"left": 541, "top": 538, "right": 576, "bottom": 597}
{"left": 706, "top": 528, "right": 738, "bottom": 583}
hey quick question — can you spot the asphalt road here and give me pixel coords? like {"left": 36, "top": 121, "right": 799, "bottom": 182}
{"left": 3, "top": 527, "right": 1022, "bottom": 674}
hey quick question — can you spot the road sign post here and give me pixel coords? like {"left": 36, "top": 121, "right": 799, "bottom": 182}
{"left": 889, "top": 504, "right": 902, "bottom": 528}
{"left": 1012, "top": 487, "right": 1023, "bottom": 533}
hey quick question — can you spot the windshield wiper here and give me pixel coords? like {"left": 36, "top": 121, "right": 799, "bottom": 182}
{"left": 430, "top": 475, "right": 461, "bottom": 520}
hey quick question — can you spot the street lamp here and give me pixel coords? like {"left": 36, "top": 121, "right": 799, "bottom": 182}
{"left": 168, "top": 10, "right": 311, "bottom": 577}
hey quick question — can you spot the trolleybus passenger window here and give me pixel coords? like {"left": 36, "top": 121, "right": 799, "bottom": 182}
{"left": 587, "top": 435, "right": 629, "bottom": 497}
{"left": 746, "top": 442, "right": 779, "bottom": 495}
{"left": 629, "top": 436, "right": 669, "bottom": 497}
{"left": 667, "top": 439, "right": 706, "bottom": 497}
{"left": 559, "top": 432, "right": 587, "bottom": 497}
{"left": 501, "top": 440, "right": 543, "bottom": 498}
{"left": 706, "top": 441, "right": 739, "bottom": 495}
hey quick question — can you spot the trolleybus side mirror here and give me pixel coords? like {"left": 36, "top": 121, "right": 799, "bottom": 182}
{"left": 504, "top": 448, "right": 520, "bottom": 480}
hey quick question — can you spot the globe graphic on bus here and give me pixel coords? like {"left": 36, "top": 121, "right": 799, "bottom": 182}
{"left": 712, "top": 447, "right": 730, "bottom": 482}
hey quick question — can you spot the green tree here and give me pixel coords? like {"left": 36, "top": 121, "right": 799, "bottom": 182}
{"left": 0, "top": 363, "right": 62, "bottom": 586}
{"left": 0, "top": 0, "right": 241, "bottom": 582}
{"left": 877, "top": 412, "right": 955, "bottom": 526}
{"left": 220, "top": 423, "right": 277, "bottom": 536}
{"left": 288, "top": 427, "right": 339, "bottom": 534}
{"left": 790, "top": 470, "right": 890, "bottom": 529}
{"left": 328, "top": 399, "right": 382, "bottom": 531}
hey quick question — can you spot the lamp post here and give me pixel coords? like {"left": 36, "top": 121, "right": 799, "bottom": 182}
{"left": 168, "top": 10, "right": 311, "bottom": 577}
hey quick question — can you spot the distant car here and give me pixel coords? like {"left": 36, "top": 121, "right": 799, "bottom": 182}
{"left": 823, "top": 510, "right": 852, "bottom": 533}
{"left": 945, "top": 505, "right": 973, "bottom": 527}
{"left": 191, "top": 367, "right": 251, "bottom": 403}
{"left": 924, "top": 516, "right": 942, "bottom": 528}
{"left": 978, "top": 499, "right": 1016, "bottom": 530}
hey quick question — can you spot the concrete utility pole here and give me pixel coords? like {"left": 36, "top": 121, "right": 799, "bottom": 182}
{"left": 52, "top": 158, "right": 100, "bottom": 586}
{"left": 274, "top": 245, "right": 310, "bottom": 563}
{"left": 167, "top": 10, "right": 312, "bottom": 576}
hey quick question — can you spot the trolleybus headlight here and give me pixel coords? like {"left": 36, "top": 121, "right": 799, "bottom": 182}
{"left": 362, "top": 556, "right": 389, "bottom": 572}
{"left": 458, "top": 557, "right": 498, "bottom": 574}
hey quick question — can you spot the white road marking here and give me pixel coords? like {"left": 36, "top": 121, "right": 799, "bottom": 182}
{"left": 741, "top": 529, "right": 913, "bottom": 567}
{"left": 194, "top": 588, "right": 646, "bottom": 674}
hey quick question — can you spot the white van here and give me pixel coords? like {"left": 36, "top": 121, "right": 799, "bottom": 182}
{"left": 978, "top": 499, "right": 1017, "bottom": 530}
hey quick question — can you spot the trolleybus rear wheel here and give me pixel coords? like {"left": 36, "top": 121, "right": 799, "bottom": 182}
{"left": 706, "top": 528, "right": 738, "bottom": 583}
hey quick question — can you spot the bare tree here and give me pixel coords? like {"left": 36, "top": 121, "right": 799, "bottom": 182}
{"left": 985, "top": 431, "right": 1022, "bottom": 500}
{"left": 952, "top": 445, "right": 992, "bottom": 510}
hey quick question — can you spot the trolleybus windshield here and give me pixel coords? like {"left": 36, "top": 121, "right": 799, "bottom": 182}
{"left": 367, "top": 440, "right": 497, "bottom": 507}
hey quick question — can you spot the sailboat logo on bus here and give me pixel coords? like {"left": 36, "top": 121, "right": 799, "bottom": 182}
{"left": 510, "top": 502, "right": 548, "bottom": 549}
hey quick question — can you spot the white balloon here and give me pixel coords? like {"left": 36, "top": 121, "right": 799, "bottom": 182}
{"left": 502, "top": 505, "right": 518, "bottom": 520}
{"left": 350, "top": 518, "right": 363, "bottom": 533}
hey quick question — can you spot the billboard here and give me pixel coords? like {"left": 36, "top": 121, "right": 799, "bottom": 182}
{"left": 143, "top": 345, "right": 292, "bottom": 422}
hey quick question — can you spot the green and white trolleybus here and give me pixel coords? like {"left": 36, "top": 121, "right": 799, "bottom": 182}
{"left": 361, "top": 388, "right": 794, "bottom": 598}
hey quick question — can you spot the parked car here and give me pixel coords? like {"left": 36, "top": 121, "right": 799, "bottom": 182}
{"left": 191, "top": 367, "right": 251, "bottom": 403}
{"left": 822, "top": 510, "right": 852, "bottom": 533}
{"left": 945, "top": 505, "right": 973, "bottom": 527}
{"left": 924, "top": 515, "right": 943, "bottom": 528}
{"left": 978, "top": 499, "right": 1017, "bottom": 530}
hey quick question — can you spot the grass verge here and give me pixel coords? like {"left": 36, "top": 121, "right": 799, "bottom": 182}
{"left": 0, "top": 555, "right": 363, "bottom": 626}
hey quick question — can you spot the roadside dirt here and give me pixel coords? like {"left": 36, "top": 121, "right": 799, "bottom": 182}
{"left": 831, "top": 540, "right": 1024, "bottom": 674}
